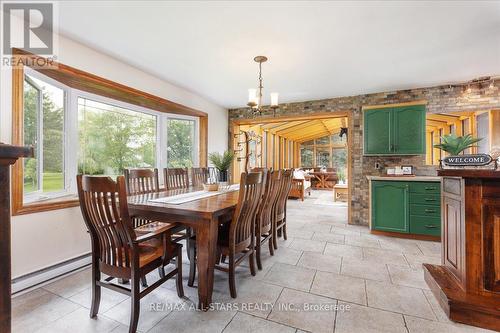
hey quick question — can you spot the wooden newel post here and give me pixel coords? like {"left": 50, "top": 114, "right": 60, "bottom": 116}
{"left": 0, "top": 144, "right": 33, "bottom": 333}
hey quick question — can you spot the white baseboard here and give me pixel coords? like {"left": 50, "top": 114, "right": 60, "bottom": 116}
{"left": 12, "top": 253, "right": 91, "bottom": 295}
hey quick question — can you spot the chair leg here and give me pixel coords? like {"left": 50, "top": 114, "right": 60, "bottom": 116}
{"left": 141, "top": 276, "right": 148, "bottom": 288}
{"left": 249, "top": 250, "right": 257, "bottom": 276}
{"left": 268, "top": 236, "right": 274, "bottom": 256}
{"left": 90, "top": 265, "right": 101, "bottom": 318}
{"left": 129, "top": 276, "right": 140, "bottom": 333}
{"left": 283, "top": 222, "right": 287, "bottom": 241}
{"left": 228, "top": 254, "right": 237, "bottom": 298}
{"left": 256, "top": 238, "right": 262, "bottom": 270}
{"left": 158, "top": 266, "right": 165, "bottom": 279}
{"left": 175, "top": 247, "right": 185, "bottom": 298}
{"left": 273, "top": 224, "right": 278, "bottom": 250}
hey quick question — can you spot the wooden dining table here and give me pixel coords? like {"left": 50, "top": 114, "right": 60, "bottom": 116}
{"left": 127, "top": 187, "right": 239, "bottom": 310}
{"left": 309, "top": 171, "right": 337, "bottom": 189}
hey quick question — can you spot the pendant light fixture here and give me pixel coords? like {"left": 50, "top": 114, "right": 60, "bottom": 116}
{"left": 247, "top": 56, "right": 279, "bottom": 116}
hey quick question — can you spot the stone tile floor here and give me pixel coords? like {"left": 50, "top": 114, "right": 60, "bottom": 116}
{"left": 12, "top": 191, "right": 494, "bottom": 333}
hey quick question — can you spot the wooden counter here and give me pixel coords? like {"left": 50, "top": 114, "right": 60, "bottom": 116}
{"left": 0, "top": 144, "right": 33, "bottom": 333}
{"left": 423, "top": 169, "right": 500, "bottom": 331}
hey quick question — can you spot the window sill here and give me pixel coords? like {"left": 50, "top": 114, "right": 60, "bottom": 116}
{"left": 13, "top": 196, "right": 79, "bottom": 216}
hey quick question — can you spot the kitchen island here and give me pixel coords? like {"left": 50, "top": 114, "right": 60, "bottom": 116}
{"left": 424, "top": 169, "right": 500, "bottom": 331}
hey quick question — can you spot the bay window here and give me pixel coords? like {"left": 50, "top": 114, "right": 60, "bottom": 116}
{"left": 19, "top": 69, "right": 200, "bottom": 208}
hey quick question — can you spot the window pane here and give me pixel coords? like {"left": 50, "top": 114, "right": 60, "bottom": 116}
{"left": 476, "top": 113, "right": 490, "bottom": 154}
{"left": 332, "top": 131, "right": 346, "bottom": 144}
{"left": 300, "top": 147, "right": 313, "bottom": 167}
{"left": 78, "top": 98, "right": 156, "bottom": 176}
{"left": 167, "top": 118, "right": 195, "bottom": 168}
{"left": 316, "top": 148, "right": 330, "bottom": 167}
{"left": 315, "top": 136, "right": 330, "bottom": 145}
{"left": 23, "top": 74, "right": 65, "bottom": 196}
{"left": 332, "top": 148, "right": 347, "bottom": 182}
{"left": 23, "top": 79, "right": 39, "bottom": 194}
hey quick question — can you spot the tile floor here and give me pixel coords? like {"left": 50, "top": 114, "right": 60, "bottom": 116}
{"left": 12, "top": 191, "right": 494, "bottom": 333}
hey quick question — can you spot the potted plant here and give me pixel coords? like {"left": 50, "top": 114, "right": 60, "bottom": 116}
{"left": 433, "top": 134, "right": 482, "bottom": 156}
{"left": 208, "top": 150, "right": 234, "bottom": 182}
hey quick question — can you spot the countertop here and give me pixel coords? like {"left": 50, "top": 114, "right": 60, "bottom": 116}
{"left": 366, "top": 175, "right": 441, "bottom": 182}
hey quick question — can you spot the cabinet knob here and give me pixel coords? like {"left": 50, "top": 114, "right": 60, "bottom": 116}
{"left": 425, "top": 209, "right": 436, "bottom": 213}
{"left": 424, "top": 198, "right": 436, "bottom": 202}
{"left": 425, "top": 187, "right": 436, "bottom": 190}
{"left": 425, "top": 225, "right": 438, "bottom": 229}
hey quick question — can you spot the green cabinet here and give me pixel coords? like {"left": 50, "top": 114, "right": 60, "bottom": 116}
{"left": 372, "top": 180, "right": 441, "bottom": 237}
{"left": 372, "top": 181, "right": 409, "bottom": 233}
{"left": 364, "top": 105, "right": 426, "bottom": 155}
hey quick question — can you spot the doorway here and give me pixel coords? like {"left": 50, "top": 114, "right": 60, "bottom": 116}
{"left": 230, "top": 112, "right": 354, "bottom": 224}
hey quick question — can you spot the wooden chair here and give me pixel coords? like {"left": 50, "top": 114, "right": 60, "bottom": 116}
{"left": 217, "top": 172, "right": 264, "bottom": 297}
{"left": 187, "top": 172, "right": 264, "bottom": 297}
{"left": 164, "top": 168, "right": 189, "bottom": 190}
{"left": 272, "top": 169, "right": 293, "bottom": 250}
{"left": 254, "top": 169, "right": 282, "bottom": 270}
{"left": 77, "top": 175, "right": 183, "bottom": 333}
{"left": 124, "top": 168, "right": 192, "bottom": 286}
{"left": 124, "top": 168, "right": 160, "bottom": 228}
{"left": 191, "top": 167, "right": 208, "bottom": 187}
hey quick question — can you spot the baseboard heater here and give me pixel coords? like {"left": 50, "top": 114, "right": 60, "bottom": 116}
{"left": 12, "top": 253, "right": 92, "bottom": 294}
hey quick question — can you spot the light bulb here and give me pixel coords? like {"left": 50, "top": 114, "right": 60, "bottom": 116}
{"left": 270, "top": 92, "right": 279, "bottom": 107}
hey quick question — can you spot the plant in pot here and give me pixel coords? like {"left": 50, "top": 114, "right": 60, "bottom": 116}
{"left": 433, "top": 134, "right": 482, "bottom": 166}
{"left": 208, "top": 150, "right": 234, "bottom": 183}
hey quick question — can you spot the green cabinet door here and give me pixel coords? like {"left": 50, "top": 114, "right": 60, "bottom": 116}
{"left": 393, "top": 105, "right": 426, "bottom": 154}
{"left": 364, "top": 108, "right": 392, "bottom": 154}
{"left": 364, "top": 104, "right": 426, "bottom": 155}
{"left": 372, "top": 181, "right": 409, "bottom": 233}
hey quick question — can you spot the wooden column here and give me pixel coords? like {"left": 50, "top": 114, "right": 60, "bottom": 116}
{"left": 424, "top": 169, "right": 500, "bottom": 331}
{"left": 0, "top": 144, "right": 32, "bottom": 333}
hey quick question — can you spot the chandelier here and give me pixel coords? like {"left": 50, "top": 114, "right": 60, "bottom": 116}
{"left": 247, "top": 56, "right": 279, "bottom": 115}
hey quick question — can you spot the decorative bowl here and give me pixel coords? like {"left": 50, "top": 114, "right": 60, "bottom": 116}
{"left": 203, "top": 183, "right": 219, "bottom": 191}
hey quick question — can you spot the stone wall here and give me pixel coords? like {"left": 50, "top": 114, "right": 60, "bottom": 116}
{"left": 229, "top": 81, "right": 500, "bottom": 225}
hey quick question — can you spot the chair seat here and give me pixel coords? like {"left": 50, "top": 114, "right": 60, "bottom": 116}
{"left": 138, "top": 241, "right": 164, "bottom": 267}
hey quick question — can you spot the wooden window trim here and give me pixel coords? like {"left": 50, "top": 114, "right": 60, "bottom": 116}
{"left": 11, "top": 49, "right": 208, "bottom": 215}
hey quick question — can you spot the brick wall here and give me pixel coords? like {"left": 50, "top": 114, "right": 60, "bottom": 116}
{"left": 229, "top": 81, "right": 500, "bottom": 225}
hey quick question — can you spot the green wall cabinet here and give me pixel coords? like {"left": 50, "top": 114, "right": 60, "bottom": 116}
{"left": 364, "top": 105, "right": 426, "bottom": 155}
{"left": 371, "top": 180, "right": 441, "bottom": 237}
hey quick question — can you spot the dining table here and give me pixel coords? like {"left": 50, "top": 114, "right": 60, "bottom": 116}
{"left": 309, "top": 171, "right": 337, "bottom": 189}
{"left": 127, "top": 186, "right": 239, "bottom": 310}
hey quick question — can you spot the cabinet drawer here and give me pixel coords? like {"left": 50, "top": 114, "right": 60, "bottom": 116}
{"left": 409, "top": 182, "right": 440, "bottom": 194}
{"left": 409, "top": 216, "right": 441, "bottom": 236}
{"left": 410, "top": 194, "right": 440, "bottom": 206}
{"left": 410, "top": 204, "right": 440, "bottom": 217}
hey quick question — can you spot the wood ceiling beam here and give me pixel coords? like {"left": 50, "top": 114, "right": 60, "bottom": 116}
{"left": 277, "top": 120, "right": 325, "bottom": 135}
{"left": 267, "top": 121, "right": 310, "bottom": 133}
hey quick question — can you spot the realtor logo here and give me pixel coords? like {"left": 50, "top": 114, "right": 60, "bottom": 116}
{"left": 2, "top": 2, "right": 54, "bottom": 55}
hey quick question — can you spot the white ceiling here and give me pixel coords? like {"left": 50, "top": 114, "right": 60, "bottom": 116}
{"left": 56, "top": 1, "right": 500, "bottom": 109}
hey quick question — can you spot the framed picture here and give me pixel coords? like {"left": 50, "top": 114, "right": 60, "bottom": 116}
{"left": 402, "top": 165, "right": 413, "bottom": 175}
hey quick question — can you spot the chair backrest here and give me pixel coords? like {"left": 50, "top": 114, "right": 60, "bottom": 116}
{"left": 164, "top": 168, "right": 189, "bottom": 190}
{"left": 256, "top": 169, "right": 281, "bottom": 235}
{"left": 230, "top": 172, "right": 264, "bottom": 250}
{"left": 124, "top": 168, "right": 160, "bottom": 195}
{"left": 191, "top": 167, "right": 208, "bottom": 187}
{"left": 77, "top": 175, "right": 136, "bottom": 273}
{"left": 275, "top": 169, "right": 293, "bottom": 219}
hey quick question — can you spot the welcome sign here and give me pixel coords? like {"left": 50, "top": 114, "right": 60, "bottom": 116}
{"left": 443, "top": 154, "right": 493, "bottom": 166}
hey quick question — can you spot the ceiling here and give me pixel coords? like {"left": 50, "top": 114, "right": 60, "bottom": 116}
{"left": 248, "top": 117, "right": 347, "bottom": 143}
{"left": 56, "top": 1, "right": 500, "bottom": 109}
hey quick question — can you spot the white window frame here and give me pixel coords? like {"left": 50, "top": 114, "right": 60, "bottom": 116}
{"left": 22, "top": 70, "right": 200, "bottom": 203}
{"left": 24, "top": 68, "right": 72, "bottom": 203}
